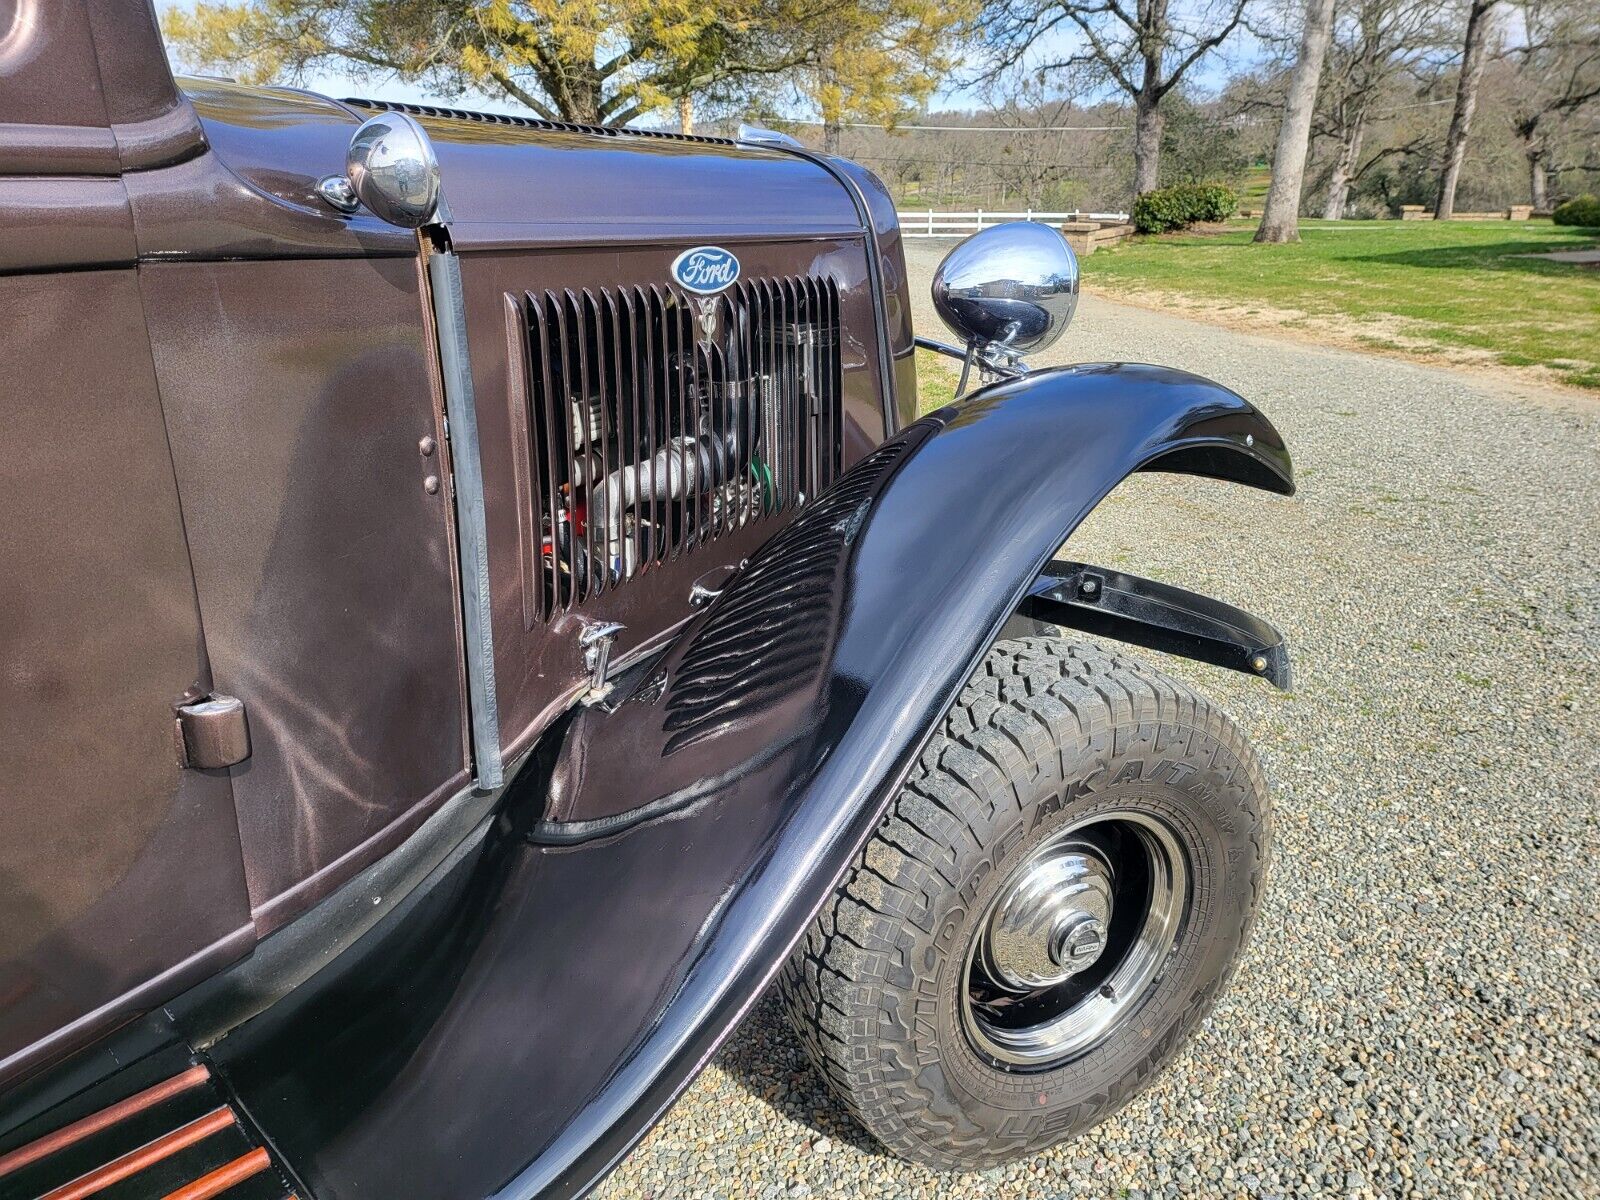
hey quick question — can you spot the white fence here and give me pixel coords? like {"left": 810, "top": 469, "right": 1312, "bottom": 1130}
{"left": 897, "top": 209, "right": 1130, "bottom": 237}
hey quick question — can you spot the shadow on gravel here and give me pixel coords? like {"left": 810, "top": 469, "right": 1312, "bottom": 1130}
{"left": 715, "top": 990, "right": 885, "bottom": 1156}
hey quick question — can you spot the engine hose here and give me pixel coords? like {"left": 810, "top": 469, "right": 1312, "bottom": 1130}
{"left": 750, "top": 459, "right": 775, "bottom": 512}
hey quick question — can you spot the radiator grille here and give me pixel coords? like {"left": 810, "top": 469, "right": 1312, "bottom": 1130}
{"left": 510, "top": 275, "right": 842, "bottom": 622}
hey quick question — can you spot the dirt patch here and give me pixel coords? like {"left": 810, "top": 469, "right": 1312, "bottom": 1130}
{"left": 1139, "top": 223, "right": 1234, "bottom": 240}
{"left": 1082, "top": 281, "right": 1600, "bottom": 402}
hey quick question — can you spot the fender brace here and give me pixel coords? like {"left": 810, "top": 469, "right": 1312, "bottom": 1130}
{"left": 1022, "top": 561, "right": 1293, "bottom": 690}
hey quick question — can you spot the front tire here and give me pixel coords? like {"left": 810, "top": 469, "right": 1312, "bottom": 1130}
{"left": 778, "top": 637, "right": 1272, "bottom": 1169}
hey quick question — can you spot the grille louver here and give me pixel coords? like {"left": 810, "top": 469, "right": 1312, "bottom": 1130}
{"left": 508, "top": 274, "right": 842, "bottom": 625}
{"left": 344, "top": 98, "right": 736, "bottom": 147}
{"left": 660, "top": 435, "right": 910, "bottom": 755}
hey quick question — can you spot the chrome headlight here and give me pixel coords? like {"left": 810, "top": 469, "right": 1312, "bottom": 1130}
{"left": 344, "top": 112, "right": 442, "bottom": 228}
{"left": 931, "top": 222, "right": 1080, "bottom": 357}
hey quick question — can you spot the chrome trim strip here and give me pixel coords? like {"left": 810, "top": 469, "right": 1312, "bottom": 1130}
{"left": 428, "top": 249, "right": 504, "bottom": 789}
{"left": 735, "top": 123, "right": 803, "bottom": 149}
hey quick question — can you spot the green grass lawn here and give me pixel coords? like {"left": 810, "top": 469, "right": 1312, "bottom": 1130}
{"left": 915, "top": 352, "right": 959, "bottom": 414}
{"left": 1237, "top": 166, "right": 1272, "bottom": 211}
{"left": 1082, "top": 219, "right": 1600, "bottom": 390}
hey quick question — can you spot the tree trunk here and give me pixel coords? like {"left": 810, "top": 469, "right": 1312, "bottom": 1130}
{"left": 1528, "top": 151, "right": 1548, "bottom": 210}
{"left": 823, "top": 120, "right": 842, "bottom": 154}
{"left": 1519, "top": 128, "right": 1548, "bottom": 209}
{"left": 678, "top": 95, "right": 694, "bottom": 135}
{"left": 1434, "top": 0, "right": 1498, "bottom": 220}
{"left": 1322, "top": 116, "right": 1366, "bottom": 220}
{"left": 1132, "top": 92, "right": 1163, "bottom": 196}
{"left": 552, "top": 66, "right": 605, "bottom": 124}
{"left": 1256, "top": 0, "right": 1338, "bottom": 243}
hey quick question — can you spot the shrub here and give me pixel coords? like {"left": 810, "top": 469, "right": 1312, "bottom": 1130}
{"left": 1552, "top": 194, "right": 1600, "bottom": 227}
{"left": 1131, "top": 187, "right": 1191, "bottom": 233}
{"left": 1189, "top": 182, "right": 1239, "bottom": 222}
{"left": 1131, "top": 183, "right": 1239, "bottom": 233}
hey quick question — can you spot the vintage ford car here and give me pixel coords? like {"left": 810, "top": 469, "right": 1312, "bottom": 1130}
{"left": 0, "top": 4, "right": 1294, "bottom": 1198}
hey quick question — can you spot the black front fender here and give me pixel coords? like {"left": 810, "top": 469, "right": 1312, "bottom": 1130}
{"left": 212, "top": 364, "right": 1291, "bottom": 1200}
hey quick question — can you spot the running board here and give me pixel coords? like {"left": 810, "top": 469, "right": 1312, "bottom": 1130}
{"left": 0, "top": 1051, "right": 295, "bottom": 1200}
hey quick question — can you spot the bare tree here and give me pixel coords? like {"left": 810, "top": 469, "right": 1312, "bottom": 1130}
{"left": 1319, "top": 104, "right": 1368, "bottom": 217}
{"left": 982, "top": 0, "right": 1254, "bottom": 195}
{"left": 1434, "top": 0, "right": 1501, "bottom": 218}
{"left": 977, "top": 67, "right": 1090, "bottom": 203}
{"left": 1255, "top": 0, "right": 1338, "bottom": 240}
{"left": 1502, "top": 0, "right": 1600, "bottom": 209}
{"left": 1314, "top": 0, "right": 1442, "bottom": 217}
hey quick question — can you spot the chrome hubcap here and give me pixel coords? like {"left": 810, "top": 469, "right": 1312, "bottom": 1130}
{"left": 961, "top": 811, "right": 1188, "bottom": 1069}
{"left": 980, "top": 845, "right": 1115, "bottom": 990}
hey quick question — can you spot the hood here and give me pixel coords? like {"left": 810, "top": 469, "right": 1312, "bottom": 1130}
{"left": 179, "top": 81, "right": 863, "bottom": 251}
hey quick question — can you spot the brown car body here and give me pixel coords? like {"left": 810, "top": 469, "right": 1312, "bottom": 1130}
{"left": 0, "top": 6, "right": 1296, "bottom": 1199}
{"left": 1, "top": 0, "right": 909, "bottom": 1092}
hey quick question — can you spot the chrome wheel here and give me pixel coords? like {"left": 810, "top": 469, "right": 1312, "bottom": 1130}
{"left": 782, "top": 639, "right": 1272, "bottom": 1167}
{"left": 961, "top": 810, "right": 1189, "bottom": 1069}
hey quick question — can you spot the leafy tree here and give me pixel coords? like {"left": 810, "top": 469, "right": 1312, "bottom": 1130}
{"left": 791, "top": 0, "right": 975, "bottom": 152}
{"left": 169, "top": 0, "right": 658, "bottom": 124}
{"left": 1158, "top": 93, "right": 1249, "bottom": 185}
{"left": 162, "top": 0, "right": 940, "bottom": 129}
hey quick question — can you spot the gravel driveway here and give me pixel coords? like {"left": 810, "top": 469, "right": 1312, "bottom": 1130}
{"left": 594, "top": 240, "right": 1600, "bottom": 1200}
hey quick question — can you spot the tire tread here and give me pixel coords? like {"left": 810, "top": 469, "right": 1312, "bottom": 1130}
{"left": 776, "top": 637, "right": 1272, "bottom": 1169}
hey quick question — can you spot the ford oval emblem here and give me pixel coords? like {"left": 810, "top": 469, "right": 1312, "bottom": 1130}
{"left": 671, "top": 246, "right": 740, "bottom": 295}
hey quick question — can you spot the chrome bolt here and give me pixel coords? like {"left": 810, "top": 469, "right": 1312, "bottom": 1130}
{"left": 315, "top": 174, "right": 360, "bottom": 214}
